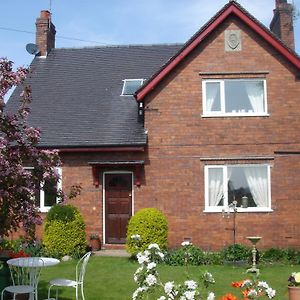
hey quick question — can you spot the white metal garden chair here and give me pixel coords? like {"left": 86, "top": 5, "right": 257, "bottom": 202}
{"left": 1, "top": 257, "right": 44, "bottom": 300}
{"left": 47, "top": 252, "right": 92, "bottom": 300}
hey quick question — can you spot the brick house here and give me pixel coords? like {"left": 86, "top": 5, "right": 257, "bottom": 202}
{"left": 7, "top": 0, "right": 300, "bottom": 250}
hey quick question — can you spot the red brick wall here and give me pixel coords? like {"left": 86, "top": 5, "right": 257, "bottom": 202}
{"left": 138, "top": 17, "right": 300, "bottom": 250}
{"left": 36, "top": 17, "right": 300, "bottom": 251}
{"left": 36, "top": 151, "right": 144, "bottom": 247}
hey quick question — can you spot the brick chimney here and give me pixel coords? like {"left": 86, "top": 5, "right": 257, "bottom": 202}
{"left": 270, "top": 0, "right": 295, "bottom": 50}
{"left": 35, "top": 10, "right": 56, "bottom": 56}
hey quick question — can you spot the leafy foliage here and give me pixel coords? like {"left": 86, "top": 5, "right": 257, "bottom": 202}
{"left": 261, "top": 248, "right": 300, "bottom": 264}
{"left": 126, "top": 208, "right": 168, "bottom": 256}
{"left": 132, "top": 243, "right": 216, "bottom": 300}
{"left": 45, "top": 204, "right": 78, "bottom": 224}
{"left": 164, "top": 245, "right": 222, "bottom": 266}
{"left": 43, "top": 204, "right": 86, "bottom": 258}
{"left": 164, "top": 244, "right": 206, "bottom": 266}
{"left": 220, "top": 244, "right": 251, "bottom": 262}
{"left": 0, "top": 58, "right": 61, "bottom": 238}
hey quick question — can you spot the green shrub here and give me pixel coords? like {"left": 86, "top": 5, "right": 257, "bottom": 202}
{"left": 261, "top": 248, "right": 300, "bottom": 264}
{"left": 204, "top": 251, "right": 222, "bottom": 265}
{"left": 261, "top": 248, "right": 285, "bottom": 262}
{"left": 126, "top": 208, "right": 168, "bottom": 256}
{"left": 43, "top": 204, "right": 86, "bottom": 258}
{"left": 45, "top": 204, "right": 78, "bottom": 224}
{"left": 0, "top": 238, "right": 14, "bottom": 250}
{"left": 220, "top": 244, "right": 251, "bottom": 262}
{"left": 164, "top": 244, "right": 206, "bottom": 266}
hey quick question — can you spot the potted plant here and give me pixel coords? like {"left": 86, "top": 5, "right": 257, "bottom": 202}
{"left": 89, "top": 234, "right": 101, "bottom": 251}
{"left": 288, "top": 271, "right": 300, "bottom": 300}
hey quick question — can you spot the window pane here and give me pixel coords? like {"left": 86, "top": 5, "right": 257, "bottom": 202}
{"left": 228, "top": 165, "right": 268, "bottom": 208}
{"left": 225, "top": 80, "right": 264, "bottom": 113}
{"left": 208, "top": 167, "right": 224, "bottom": 206}
{"left": 43, "top": 178, "right": 57, "bottom": 207}
{"left": 206, "top": 82, "right": 221, "bottom": 112}
{"left": 123, "top": 80, "right": 143, "bottom": 95}
{"left": 245, "top": 81, "right": 265, "bottom": 113}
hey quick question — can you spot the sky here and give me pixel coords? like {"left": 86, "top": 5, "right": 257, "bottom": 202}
{"left": 0, "top": 0, "right": 299, "bottom": 69}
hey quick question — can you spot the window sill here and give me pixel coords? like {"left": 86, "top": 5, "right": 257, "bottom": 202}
{"left": 203, "top": 208, "right": 273, "bottom": 213}
{"left": 201, "top": 113, "right": 270, "bottom": 118}
{"left": 38, "top": 207, "right": 52, "bottom": 213}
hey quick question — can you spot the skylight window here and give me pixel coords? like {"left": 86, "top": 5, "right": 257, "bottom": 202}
{"left": 121, "top": 79, "right": 144, "bottom": 96}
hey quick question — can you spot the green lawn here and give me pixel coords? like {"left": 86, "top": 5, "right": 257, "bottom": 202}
{"left": 36, "top": 256, "right": 298, "bottom": 299}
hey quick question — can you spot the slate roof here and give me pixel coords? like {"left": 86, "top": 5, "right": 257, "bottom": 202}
{"left": 6, "top": 44, "right": 182, "bottom": 148}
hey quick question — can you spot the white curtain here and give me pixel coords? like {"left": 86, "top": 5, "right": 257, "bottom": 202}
{"left": 206, "top": 82, "right": 219, "bottom": 112}
{"left": 243, "top": 166, "right": 268, "bottom": 207}
{"left": 208, "top": 168, "right": 224, "bottom": 206}
{"left": 245, "top": 81, "right": 264, "bottom": 113}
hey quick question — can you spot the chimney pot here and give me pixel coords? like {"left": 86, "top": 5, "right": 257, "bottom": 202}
{"left": 40, "top": 10, "right": 51, "bottom": 19}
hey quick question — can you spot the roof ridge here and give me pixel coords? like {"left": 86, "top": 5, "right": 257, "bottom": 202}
{"left": 53, "top": 43, "right": 184, "bottom": 51}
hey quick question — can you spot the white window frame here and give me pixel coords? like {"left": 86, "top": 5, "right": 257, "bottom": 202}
{"left": 202, "top": 78, "right": 269, "bottom": 117}
{"left": 204, "top": 164, "right": 272, "bottom": 213}
{"left": 39, "top": 167, "right": 62, "bottom": 213}
{"left": 25, "top": 167, "right": 62, "bottom": 213}
{"left": 121, "top": 79, "right": 144, "bottom": 96}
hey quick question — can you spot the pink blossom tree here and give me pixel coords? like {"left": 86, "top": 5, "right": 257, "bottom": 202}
{"left": 0, "top": 58, "right": 61, "bottom": 239}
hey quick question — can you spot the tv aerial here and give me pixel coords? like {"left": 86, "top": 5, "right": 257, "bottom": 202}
{"left": 25, "top": 43, "right": 39, "bottom": 55}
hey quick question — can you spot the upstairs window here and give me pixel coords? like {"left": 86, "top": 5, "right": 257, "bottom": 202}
{"left": 121, "top": 79, "right": 144, "bottom": 95}
{"left": 202, "top": 79, "right": 267, "bottom": 116}
{"left": 204, "top": 164, "right": 271, "bottom": 212}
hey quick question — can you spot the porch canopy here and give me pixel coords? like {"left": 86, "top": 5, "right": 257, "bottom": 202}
{"left": 88, "top": 160, "right": 144, "bottom": 187}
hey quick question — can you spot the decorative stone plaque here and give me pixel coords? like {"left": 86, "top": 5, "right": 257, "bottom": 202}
{"left": 225, "top": 30, "right": 241, "bottom": 51}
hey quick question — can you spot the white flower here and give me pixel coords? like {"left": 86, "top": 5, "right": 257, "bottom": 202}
{"left": 146, "top": 274, "right": 157, "bottom": 286}
{"left": 183, "top": 290, "right": 196, "bottom": 300}
{"left": 157, "top": 297, "right": 166, "bottom": 300}
{"left": 185, "top": 280, "right": 197, "bottom": 290}
{"left": 266, "top": 287, "right": 276, "bottom": 298}
{"left": 204, "top": 272, "right": 215, "bottom": 284}
{"left": 147, "top": 262, "right": 157, "bottom": 270}
{"left": 148, "top": 243, "right": 160, "bottom": 250}
{"left": 131, "top": 234, "right": 141, "bottom": 240}
{"left": 137, "top": 252, "right": 150, "bottom": 264}
{"left": 242, "top": 279, "right": 252, "bottom": 287}
{"left": 164, "top": 281, "right": 174, "bottom": 295}
{"left": 258, "top": 281, "right": 269, "bottom": 289}
{"left": 158, "top": 251, "right": 165, "bottom": 259}
{"left": 134, "top": 266, "right": 144, "bottom": 275}
{"left": 181, "top": 241, "right": 192, "bottom": 246}
{"left": 247, "top": 289, "right": 258, "bottom": 297}
{"left": 207, "top": 292, "right": 215, "bottom": 300}
{"left": 132, "top": 286, "right": 148, "bottom": 300}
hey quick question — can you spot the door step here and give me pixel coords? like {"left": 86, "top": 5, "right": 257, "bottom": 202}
{"left": 102, "top": 244, "right": 125, "bottom": 250}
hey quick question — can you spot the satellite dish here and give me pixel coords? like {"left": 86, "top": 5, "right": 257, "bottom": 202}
{"left": 26, "top": 43, "right": 39, "bottom": 55}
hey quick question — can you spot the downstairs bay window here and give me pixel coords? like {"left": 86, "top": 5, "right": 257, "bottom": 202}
{"left": 204, "top": 164, "right": 271, "bottom": 212}
{"left": 202, "top": 79, "right": 268, "bottom": 116}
